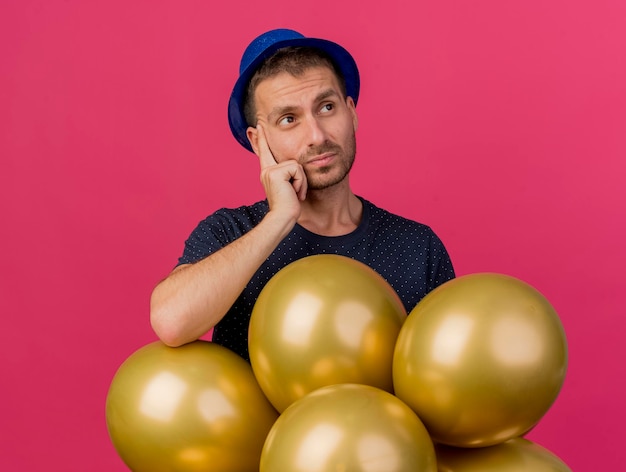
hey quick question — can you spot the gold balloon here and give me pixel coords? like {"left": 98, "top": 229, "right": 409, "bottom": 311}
{"left": 249, "top": 254, "right": 407, "bottom": 412}
{"left": 261, "top": 383, "right": 437, "bottom": 472}
{"left": 106, "top": 341, "right": 279, "bottom": 471}
{"left": 436, "top": 438, "right": 572, "bottom": 471}
{"left": 393, "top": 273, "right": 568, "bottom": 447}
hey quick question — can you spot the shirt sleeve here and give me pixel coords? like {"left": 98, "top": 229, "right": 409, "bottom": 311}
{"left": 177, "top": 217, "right": 227, "bottom": 266}
{"left": 176, "top": 203, "right": 267, "bottom": 267}
{"left": 428, "top": 228, "right": 456, "bottom": 289}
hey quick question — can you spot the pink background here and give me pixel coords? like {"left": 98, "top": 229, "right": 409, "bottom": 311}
{"left": 1, "top": 0, "right": 624, "bottom": 470}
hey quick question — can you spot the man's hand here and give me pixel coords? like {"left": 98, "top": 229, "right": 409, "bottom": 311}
{"left": 256, "top": 123, "right": 307, "bottom": 223}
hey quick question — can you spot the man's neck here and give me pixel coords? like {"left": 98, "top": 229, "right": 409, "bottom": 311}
{"left": 297, "top": 184, "right": 362, "bottom": 237}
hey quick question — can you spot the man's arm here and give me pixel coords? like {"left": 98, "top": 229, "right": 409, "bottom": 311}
{"left": 150, "top": 124, "right": 307, "bottom": 346}
{"left": 150, "top": 211, "right": 295, "bottom": 346}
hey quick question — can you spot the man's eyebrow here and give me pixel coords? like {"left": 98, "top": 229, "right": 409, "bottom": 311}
{"left": 267, "top": 105, "right": 297, "bottom": 122}
{"left": 316, "top": 88, "right": 339, "bottom": 102}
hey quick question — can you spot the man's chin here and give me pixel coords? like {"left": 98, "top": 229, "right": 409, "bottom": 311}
{"left": 306, "top": 171, "right": 349, "bottom": 191}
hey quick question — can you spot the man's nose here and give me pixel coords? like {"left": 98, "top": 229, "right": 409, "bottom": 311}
{"left": 305, "top": 117, "right": 328, "bottom": 147}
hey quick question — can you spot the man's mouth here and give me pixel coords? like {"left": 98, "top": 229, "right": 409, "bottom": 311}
{"left": 307, "top": 152, "right": 335, "bottom": 166}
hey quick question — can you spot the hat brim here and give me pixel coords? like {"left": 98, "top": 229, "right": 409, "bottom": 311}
{"left": 228, "top": 37, "right": 360, "bottom": 153}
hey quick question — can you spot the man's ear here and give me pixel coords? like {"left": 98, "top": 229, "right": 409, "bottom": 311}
{"left": 246, "top": 127, "right": 260, "bottom": 156}
{"left": 347, "top": 97, "right": 359, "bottom": 132}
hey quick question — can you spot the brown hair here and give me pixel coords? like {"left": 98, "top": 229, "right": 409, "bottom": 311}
{"left": 243, "top": 46, "right": 348, "bottom": 127}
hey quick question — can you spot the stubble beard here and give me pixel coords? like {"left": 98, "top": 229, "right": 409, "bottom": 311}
{"left": 302, "top": 133, "right": 357, "bottom": 191}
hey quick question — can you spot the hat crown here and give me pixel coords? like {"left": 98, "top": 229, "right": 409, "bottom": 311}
{"left": 240, "top": 29, "right": 305, "bottom": 74}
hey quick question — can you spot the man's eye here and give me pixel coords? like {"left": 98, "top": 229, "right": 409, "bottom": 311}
{"left": 320, "top": 103, "right": 334, "bottom": 113}
{"left": 279, "top": 116, "right": 295, "bottom": 126}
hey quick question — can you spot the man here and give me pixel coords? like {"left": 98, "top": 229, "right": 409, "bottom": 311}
{"left": 150, "top": 29, "right": 455, "bottom": 361}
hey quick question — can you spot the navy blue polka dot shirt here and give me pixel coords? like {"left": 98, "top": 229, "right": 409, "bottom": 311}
{"left": 178, "top": 197, "right": 455, "bottom": 360}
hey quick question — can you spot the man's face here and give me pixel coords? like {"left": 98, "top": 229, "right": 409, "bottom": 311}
{"left": 247, "top": 66, "right": 358, "bottom": 190}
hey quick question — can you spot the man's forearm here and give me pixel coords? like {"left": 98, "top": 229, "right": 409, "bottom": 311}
{"left": 149, "top": 211, "right": 296, "bottom": 346}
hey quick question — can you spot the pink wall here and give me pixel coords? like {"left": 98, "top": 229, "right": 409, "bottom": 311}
{"left": 1, "top": 0, "right": 624, "bottom": 470}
